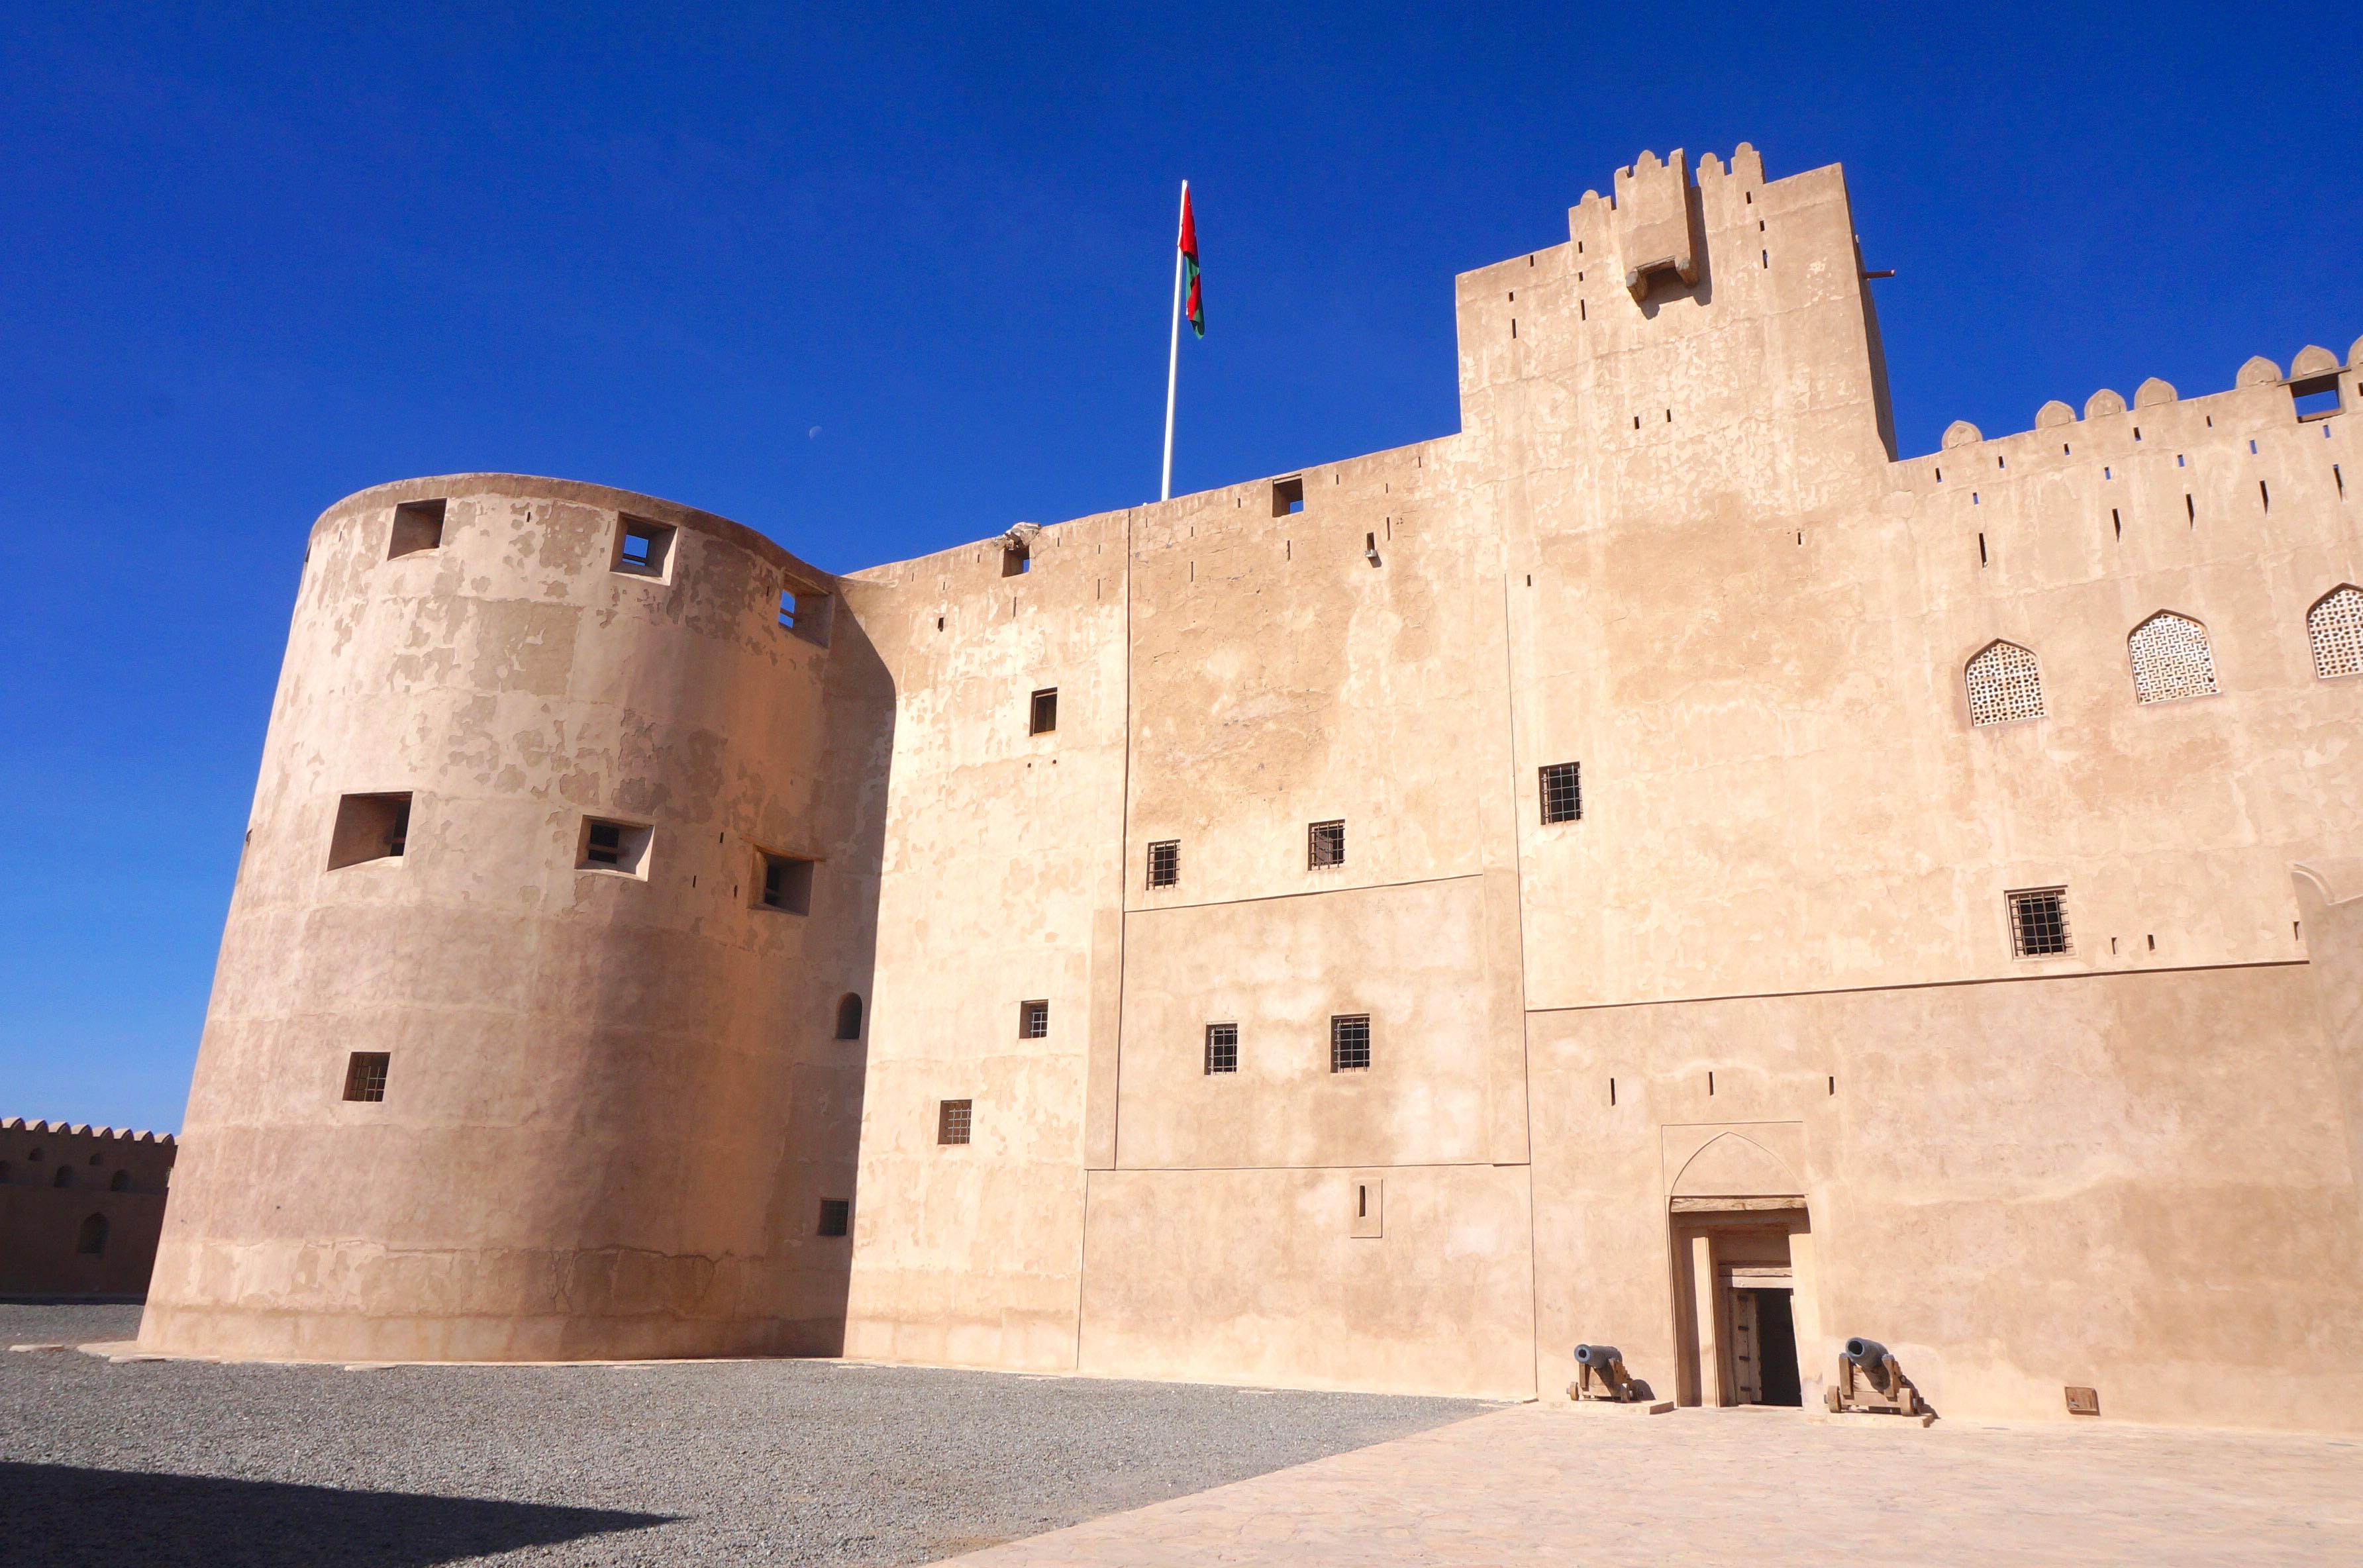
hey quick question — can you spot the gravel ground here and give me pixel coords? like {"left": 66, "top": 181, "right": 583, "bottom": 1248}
{"left": 2, "top": 1303, "right": 1487, "bottom": 1567}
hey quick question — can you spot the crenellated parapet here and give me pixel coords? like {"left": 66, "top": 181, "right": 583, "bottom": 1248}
{"left": 1925, "top": 340, "right": 2354, "bottom": 459}
{"left": 1, "top": 1118, "right": 177, "bottom": 1146}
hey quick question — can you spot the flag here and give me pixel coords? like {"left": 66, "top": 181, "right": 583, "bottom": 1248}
{"left": 1179, "top": 185, "right": 1203, "bottom": 338}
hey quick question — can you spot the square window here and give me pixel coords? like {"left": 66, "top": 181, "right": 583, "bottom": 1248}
{"left": 327, "top": 793, "right": 412, "bottom": 869}
{"left": 389, "top": 499, "right": 446, "bottom": 558}
{"left": 779, "top": 584, "right": 834, "bottom": 646}
{"left": 757, "top": 852, "right": 814, "bottom": 914}
{"left": 1308, "top": 819, "right": 1345, "bottom": 868}
{"left": 1539, "top": 761, "right": 1582, "bottom": 824}
{"left": 1021, "top": 1000, "right": 1049, "bottom": 1039}
{"left": 579, "top": 817, "right": 652, "bottom": 877}
{"left": 1205, "top": 1022, "right": 1238, "bottom": 1074}
{"left": 938, "top": 1099, "right": 973, "bottom": 1145}
{"left": 817, "top": 1199, "right": 850, "bottom": 1238}
{"left": 1029, "top": 687, "right": 1058, "bottom": 735}
{"left": 342, "top": 1052, "right": 389, "bottom": 1103}
{"left": 2008, "top": 888, "right": 2072, "bottom": 957}
{"left": 614, "top": 515, "right": 676, "bottom": 579}
{"left": 1147, "top": 839, "right": 1180, "bottom": 889}
{"left": 1003, "top": 543, "right": 1031, "bottom": 575}
{"left": 1331, "top": 1014, "right": 1371, "bottom": 1072}
{"left": 1272, "top": 475, "right": 1305, "bottom": 516}
{"left": 2290, "top": 373, "right": 2342, "bottom": 421}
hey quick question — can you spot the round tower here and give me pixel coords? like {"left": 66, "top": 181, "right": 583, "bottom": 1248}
{"left": 140, "top": 475, "right": 874, "bottom": 1362}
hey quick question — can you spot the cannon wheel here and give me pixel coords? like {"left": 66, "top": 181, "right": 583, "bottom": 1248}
{"left": 1825, "top": 1386, "right": 1844, "bottom": 1412}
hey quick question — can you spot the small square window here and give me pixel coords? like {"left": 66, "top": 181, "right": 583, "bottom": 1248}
{"left": 1003, "top": 543, "right": 1031, "bottom": 575}
{"left": 614, "top": 515, "right": 676, "bottom": 579}
{"left": 2008, "top": 887, "right": 2072, "bottom": 957}
{"left": 938, "top": 1099, "right": 973, "bottom": 1145}
{"left": 1331, "top": 1014, "right": 1371, "bottom": 1073}
{"left": 1205, "top": 1023, "right": 1238, "bottom": 1075}
{"left": 2290, "top": 373, "right": 2342, "bottom": 421}
{"left": 1030, "top": 687, "right": 1058, "bottom": 735}
{"left": 757, "top": 852, "right": 814, "bottom": 914}
{"left": 1308, "top": 819, "right": 1345, "bottom": 868}
{"left": 579, "top": 817, "right": 652, "bottom": 877}
{"left": 328, "top": 793, "right": 412, "bottom": 869}
{"left": 1539, "top": 761, "right": 1582, "bottom": 824}
{"left": 1272, "top": 475, "right": 1305, "bottom": 516}
{"left": 343, "top": 1052, "right": 389, "bottom": 1103}
{"left": 1147, "top": 840, "right": 1180, "bottom": 888}
{"left": 1021, "top": 1000, "right": 1049, "bottom": 1039}
{"left": 389, "top": 499, "right": 446, "bottom": 558}
{"left": 817, "top": 1199, "right": 850, "bottom": 1238}
{"left": 779, "top": 584, "right": 834, "bottom": 646}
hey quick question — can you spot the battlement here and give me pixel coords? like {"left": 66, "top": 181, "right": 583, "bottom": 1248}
{"left": 1, "top": 1117, "right": 176, "bottom": 1146}
{"left": 1931, "top": 338, "right": 2360, "bottom": 458}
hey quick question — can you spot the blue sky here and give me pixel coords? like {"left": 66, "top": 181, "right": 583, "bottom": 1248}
{"left": 5, "top": 3, "right": 2359, "bottom": 1131}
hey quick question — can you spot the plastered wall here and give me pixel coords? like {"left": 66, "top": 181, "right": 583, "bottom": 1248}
{"left": 151, "top": 143, "right": 2363, "bottom": 1429}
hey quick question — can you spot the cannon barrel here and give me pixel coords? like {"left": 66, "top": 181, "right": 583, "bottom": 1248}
{"left": 1574, "top": 1344, "right": 1624, "bottom": 1369}
{"left": 1842, "top": 1337, "right": 1889, "bottom": 1366}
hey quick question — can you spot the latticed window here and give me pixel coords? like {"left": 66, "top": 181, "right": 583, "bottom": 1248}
{"left": 1964, "top": 641, "right": 2045, "bottom": 726}
{"left": 2007, "top": 888, "right": 2071, "bottom": 957}
{"left": 937, "top": 1099, "right": 972, "bottom": 1145}
{"left": 1021, "top": 1001, "right": 1049, "bottom": 1039}
{"left": 1308, "top": 820, "right": 1345, "bottom": 868}
{"left": 2127, "top": 612, "right": 2218, "bottom": 703}
{"left": 1204, "top": 1022, "right": 1238, "bottom": 1074}
{"left": 2309, "top": 585, "right": 2363, "bottom": 679}
{"left": 1330, "top": 1014, "right": 1372, "bottom": 1072}
{"left": 343, "top": 1052, "right": 390, "bottom": 1102}
{"left": 1147, "top": 840, "right": 1180, "bottom": 888}
{"left": 1539, "top": 761, "right": 1582, "bottom": 823}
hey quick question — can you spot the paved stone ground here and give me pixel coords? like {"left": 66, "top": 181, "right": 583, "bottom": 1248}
{"left": 0, "top": 1304, "right": 1485, "bottom": 1567}
{"left": 939, "top": 1403, "right": 2363, "bottom": 1567}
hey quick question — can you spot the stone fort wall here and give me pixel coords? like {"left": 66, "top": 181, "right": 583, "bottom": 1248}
{"left": 140, "top": 144, "right": 2363, "bottom": 1430}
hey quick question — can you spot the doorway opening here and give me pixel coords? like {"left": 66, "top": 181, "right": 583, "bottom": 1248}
{"left": 1669, "top": 1201, "right": 1811, "bottom": 1408}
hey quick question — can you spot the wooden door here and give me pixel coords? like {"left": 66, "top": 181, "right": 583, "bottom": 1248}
{"left": 1729, "top": 1285, "right": 1762, "bottom": 1403}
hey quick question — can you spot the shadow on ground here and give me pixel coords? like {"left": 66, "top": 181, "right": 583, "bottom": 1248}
{"left": 4, "top": 1461, "right": 670, "bottom": 1567}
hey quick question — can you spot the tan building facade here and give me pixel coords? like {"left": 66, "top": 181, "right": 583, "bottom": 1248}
{"left": 142, "top": 144, "right": 2363, "bottom": 1432}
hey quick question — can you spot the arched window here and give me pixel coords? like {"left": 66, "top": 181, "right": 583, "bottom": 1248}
{"left": 75, "top": 1213, "right": 108, "bottom": 1255}
{"left": 1964, "top": 640, "right": 2045, "bottom": 726}
{"left": 53, "top": 1166, "right": 73, "bottom": 1189}
{"left": 110, "top": 1169, "right": 130, "bottom": 1192}
{"left": 2308, "top": 585, "right": 2363, "bottom": 680}
{"left": 2128, "top": 611, "right": 2219, "bottom": 703}
{"left": 835, "top": 993, "right": 864, "bottom": 1041}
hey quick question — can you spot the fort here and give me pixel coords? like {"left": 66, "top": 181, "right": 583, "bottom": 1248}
{"left": 134, "top": 142, "right": 2363, "bottom": 1432}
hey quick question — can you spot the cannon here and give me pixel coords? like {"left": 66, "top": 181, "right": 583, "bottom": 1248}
{"left": 1826, "top": 1335, "right": 1928, "bottom": 1416}
{"left": 1568, "top": 1343, "right": 1652, "bottom": 1403}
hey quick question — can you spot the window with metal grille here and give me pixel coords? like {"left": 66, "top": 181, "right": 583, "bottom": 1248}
{"left": 1029, "top": 687, "right": 1058, "bottom": 734}
{"left": 1205, "top": 1023, "right": 1238, "bottom": 1074}
{"left": 1147, "top": 839, "right": 1180, "bottom": 888}
{"left": 579, "top": 817, "right": 651, "bottom": 876}
{"left": 1965, "top": 640, "right": 2046, "bottom": 726}
{"left": 2308, "top": 585, "right": 2363, "bottom": 679}
{"left": 1539, "top": 761, "right": 1582, "bottom": 823}
{"left": 343, "top": 1052, "right": 390, "bottom": 1102}
{"left": 758, "top": 852, "right": 813, "bottom": 914}
{"left": 937, "top": 1099, "right": 972, "bottom": 1145}
{"left": 817, "top": 1199, "right": 850, "bottom": 1238}
{"left": 2007, "top": 889, "right": 2072, "bottom": 957}
{"left": 1021, "top": 1000, "right": 1049, "bottom": 1039}
{"left": 1308, "top": 820, "right": 1345, "bottom": 868}
{"left": 1330, "top": 1014, "right": 1371, "bottom": 1072}
{"left": 2127, "top": 611, "right": 2219, "bottom": 703}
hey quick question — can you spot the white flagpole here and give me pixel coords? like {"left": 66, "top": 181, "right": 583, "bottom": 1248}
{"left": 1160, "top": 179, "right": 1187, "bottom": 503}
